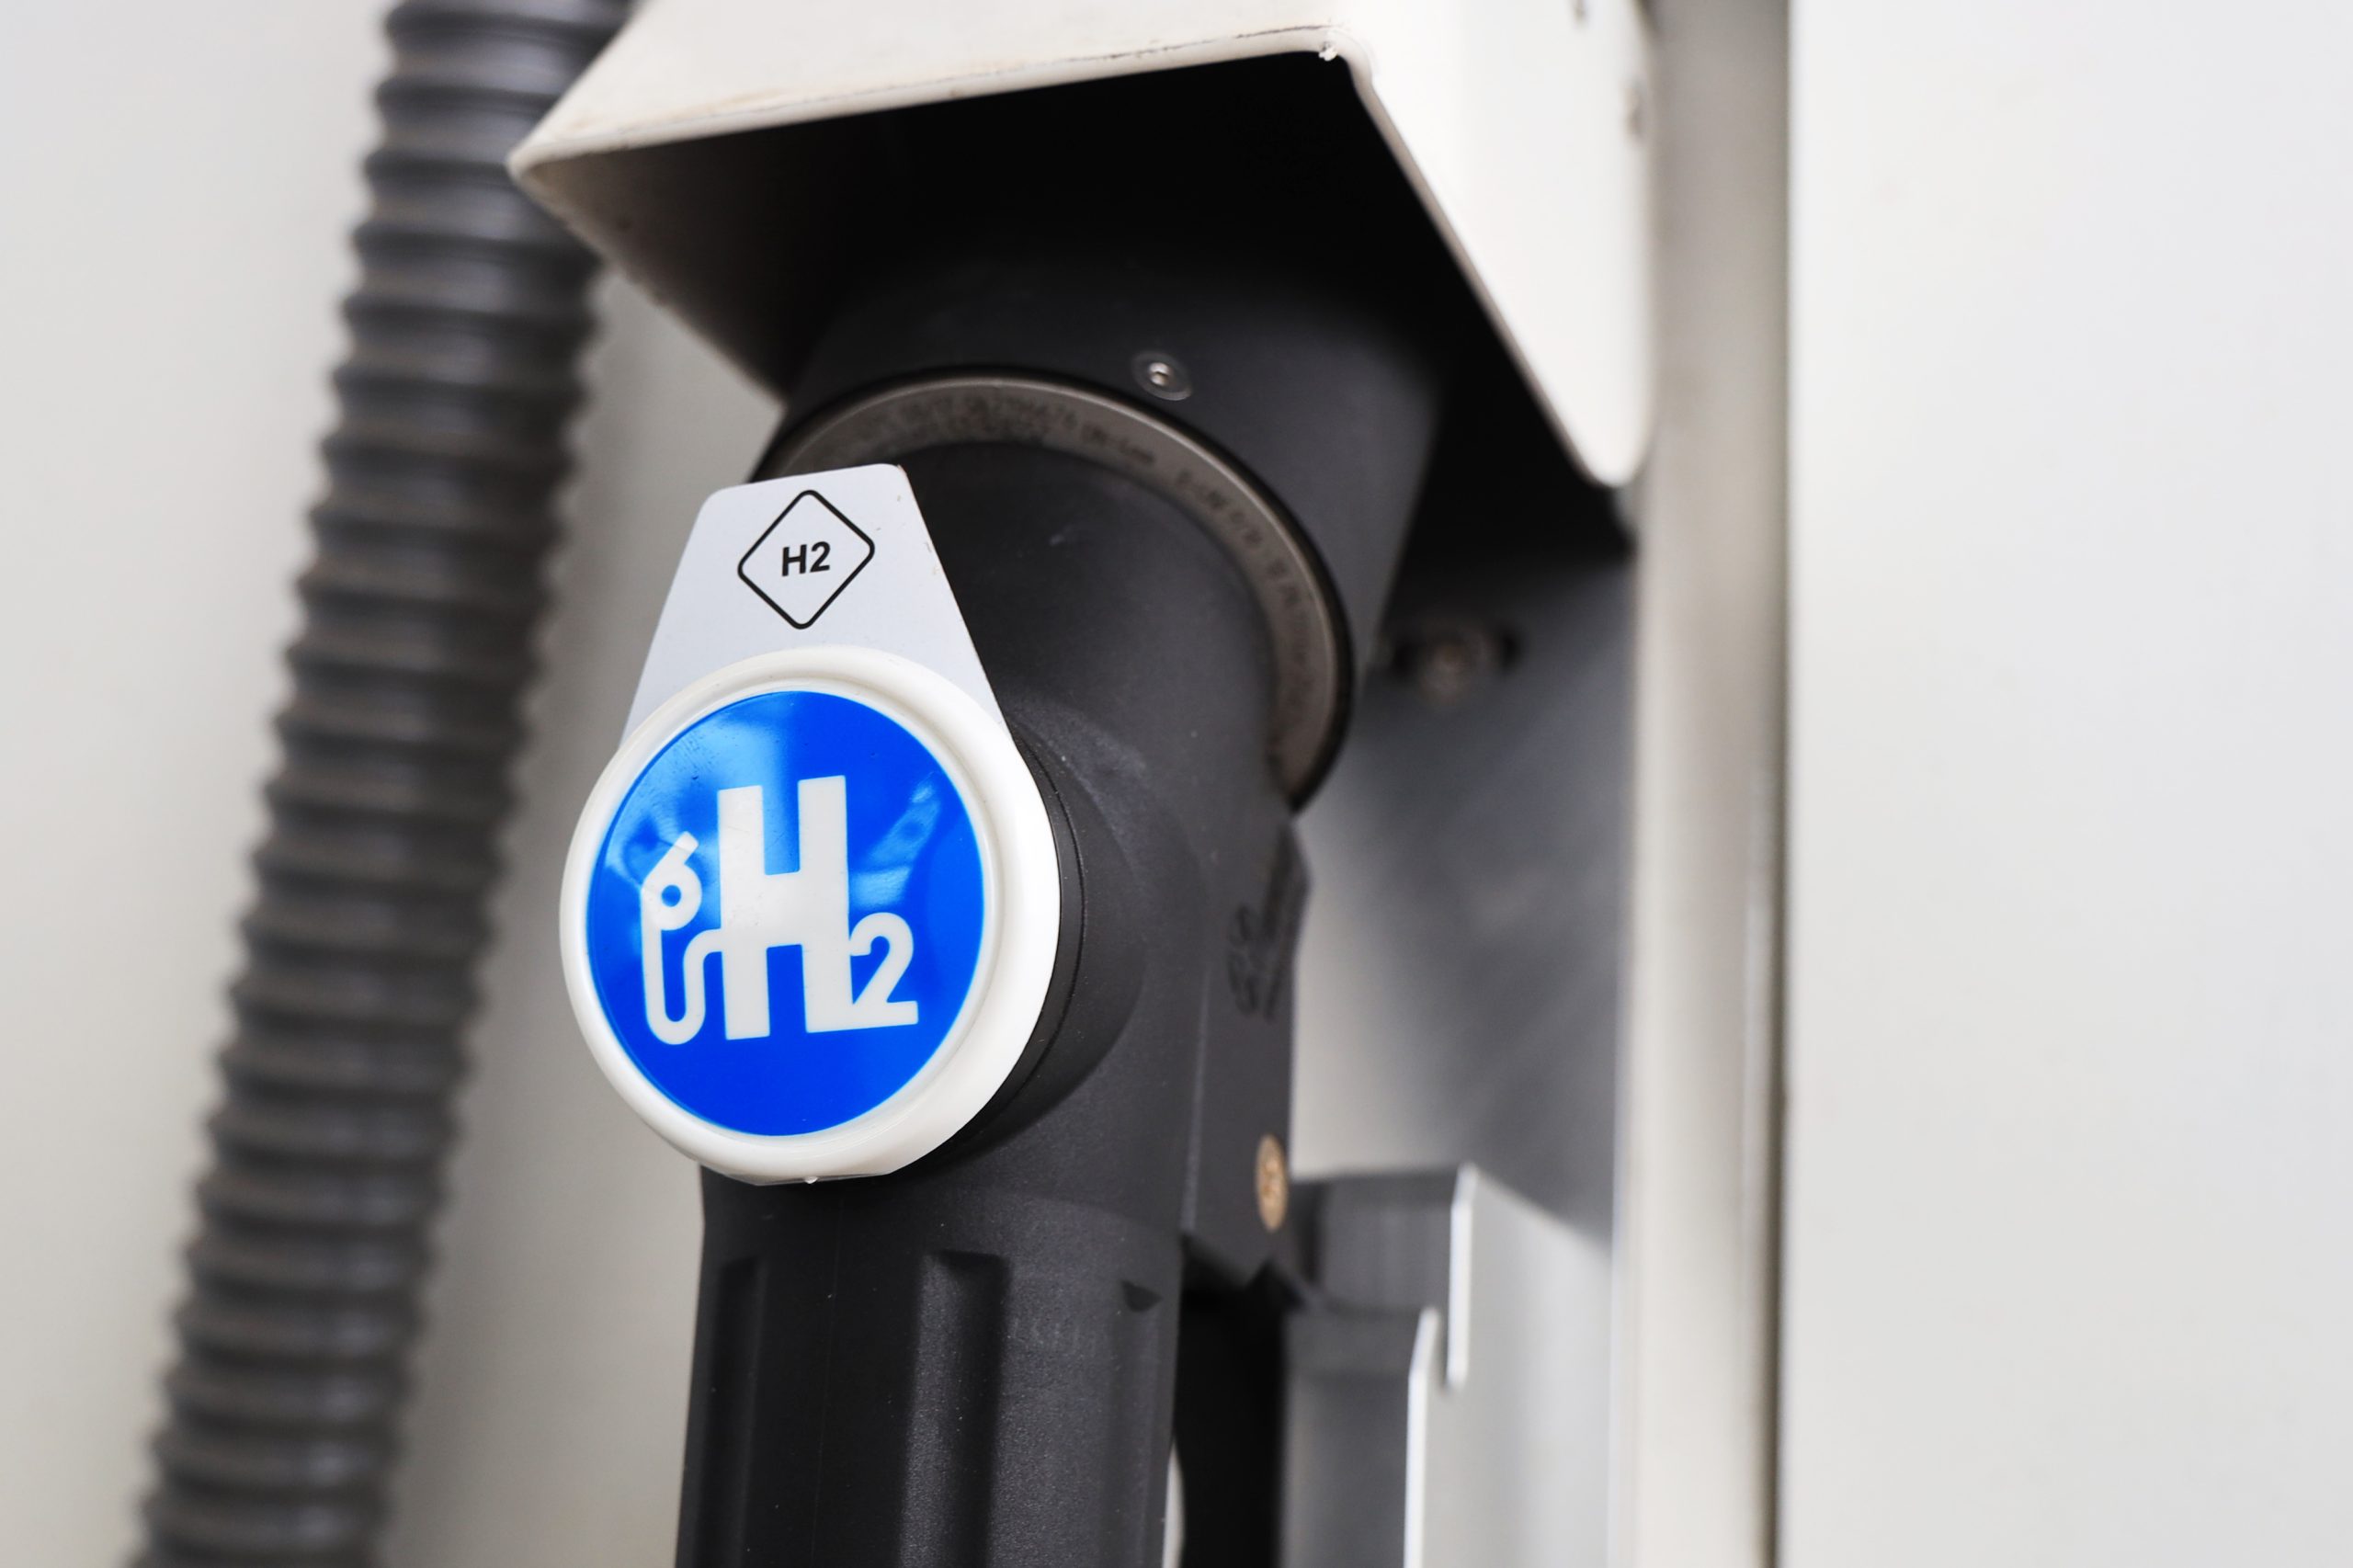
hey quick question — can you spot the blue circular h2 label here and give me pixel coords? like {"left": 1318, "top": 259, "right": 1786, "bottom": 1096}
{"left": 582, "top": 689, "right": 986, "bottom": 1135}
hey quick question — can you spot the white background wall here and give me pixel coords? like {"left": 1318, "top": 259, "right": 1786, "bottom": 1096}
{"left": 0, "top": 7, "right": 775, "bottom": 1562}
{"left": 1783, "top": 2, "right": 2353, "bottom": 1563}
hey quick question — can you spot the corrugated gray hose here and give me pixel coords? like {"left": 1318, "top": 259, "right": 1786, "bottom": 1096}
{"left": 137, "top": 2, "right": 626, "bottom": 1562}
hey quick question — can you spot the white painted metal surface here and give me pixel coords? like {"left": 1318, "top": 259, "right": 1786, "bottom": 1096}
{"left": 1619, "top": 3, "right": 1789, "bottom": 1565}
{"left": 1288, "top": 1170, "right": 1613, "bottom": 1568}
{"left": 511, "top": 0, "right": 1655, "bottom": 484}
{"left": 1783, "top": 4, "right": 2353, "bottom": 1564}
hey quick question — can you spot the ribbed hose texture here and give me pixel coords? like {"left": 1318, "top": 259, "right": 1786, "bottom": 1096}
{"left": 137, "top": 4, "right": 626, "bottom": 1564}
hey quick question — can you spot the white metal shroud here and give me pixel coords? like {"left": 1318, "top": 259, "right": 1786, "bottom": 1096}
{"left": 512, "top": 0, "right": 1656, "bottom": 485}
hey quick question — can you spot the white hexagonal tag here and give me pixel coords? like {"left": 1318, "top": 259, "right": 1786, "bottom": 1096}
{"left": 623, "top": 466, "right": 1004, "bottom": 737}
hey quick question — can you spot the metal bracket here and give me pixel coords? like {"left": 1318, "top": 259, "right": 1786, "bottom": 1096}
{"left": 1284, "top": 1167, "right": 1611, "bottom": 1568}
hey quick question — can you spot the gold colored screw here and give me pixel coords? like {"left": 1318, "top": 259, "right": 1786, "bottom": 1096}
{"left": 1256, "top": 1134, "right": 1290, "bottom": 1233}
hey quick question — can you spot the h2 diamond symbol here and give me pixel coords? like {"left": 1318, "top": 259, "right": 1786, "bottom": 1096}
{"left": 736, "top": 491, "right": 876, "bottom": 629}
